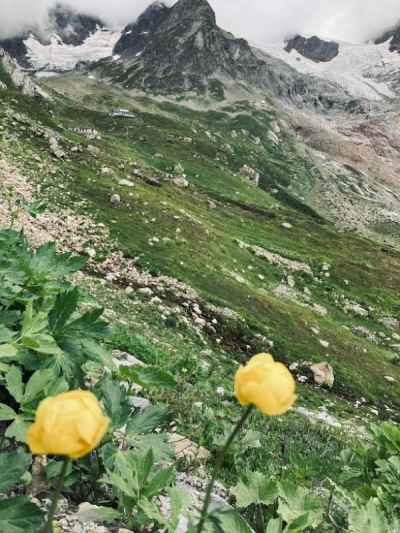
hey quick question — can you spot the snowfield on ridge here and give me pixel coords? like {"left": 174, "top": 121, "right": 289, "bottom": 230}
{"left": 262, "top": 39, "right": 400, "bottom": 100}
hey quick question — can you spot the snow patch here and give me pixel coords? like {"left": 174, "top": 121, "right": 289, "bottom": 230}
{"left": 262, "top": 40, "right": 400, "bottom": 101}
{"left": 25, "top": 28, "right": 122, "bottom": 73}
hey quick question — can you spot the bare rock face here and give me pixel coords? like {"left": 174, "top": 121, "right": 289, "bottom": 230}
{"left": 310, "top": 362, "right": 334, "bottom": 388}
{"left": 375, "top": 23, "right": 400, "bottom": 53}
{"left": 114, "top": 1, "right": 170, "bottom": 58}
{"left": 107, "top": 0, "right": 266, "bottom": 94}
{"left": 92, "top": 0, "right": 355, "bottom": 112}
{"left": 0, "top": 49, "right": 49, "bottom": 98}
{"left": 285, "top": 35, "right": 339, "bottom": 63}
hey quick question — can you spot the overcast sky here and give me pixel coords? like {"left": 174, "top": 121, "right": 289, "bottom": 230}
{"left": 1, "top": 0, "right": 399, "bottom": 45}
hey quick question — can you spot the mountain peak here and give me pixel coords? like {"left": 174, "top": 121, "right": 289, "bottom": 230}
{"left": 169, "top": 0, "right": 216, "bottom": 24}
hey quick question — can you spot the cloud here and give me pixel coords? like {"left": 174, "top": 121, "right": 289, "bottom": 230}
{"left": 0, "top": 0, "right": 50, "bottom": 39}
{"left": 0, "top": 0, "right": 399, "bottom": 44}
{"left": 208, "top": 0, "right": 400, "bottom": 45}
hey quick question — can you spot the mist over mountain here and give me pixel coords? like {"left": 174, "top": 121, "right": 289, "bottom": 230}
{"left": 1, "top": 0, "right": 400, "bottom": 45}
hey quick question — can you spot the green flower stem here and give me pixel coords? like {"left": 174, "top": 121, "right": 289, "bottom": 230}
{"left": 42, "top": 457, "right": 70, "bottom": 533}
{"left": 196, "top": 405, "right": 254, "bottom": 533}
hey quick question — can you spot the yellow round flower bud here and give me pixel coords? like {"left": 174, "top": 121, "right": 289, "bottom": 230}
{"left": 234, "top": 353, "right": 296, "bottom": 416}
{"left": 27, "top": 390, "right": 110, "bottom": 459}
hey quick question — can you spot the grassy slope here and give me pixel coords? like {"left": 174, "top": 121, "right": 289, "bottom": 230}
{"left": 1, "top": 80, "right": 400, "bottom": 489}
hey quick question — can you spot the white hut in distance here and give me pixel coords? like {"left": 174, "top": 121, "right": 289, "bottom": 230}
{"left": 111, "top": 109, "right": 136, "bottom": 118}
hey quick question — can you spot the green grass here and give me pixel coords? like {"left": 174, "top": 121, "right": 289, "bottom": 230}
{"left": 1, "top": 79, "right": 400, "bottom": 431}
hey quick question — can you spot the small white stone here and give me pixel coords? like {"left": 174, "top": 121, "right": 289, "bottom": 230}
{"left": 281, "top": 222, "right": 293, "bottom": 230}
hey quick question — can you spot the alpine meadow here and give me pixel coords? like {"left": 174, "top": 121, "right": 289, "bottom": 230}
{"left": 1, "top": 1, "right": 400, "bottom": 531}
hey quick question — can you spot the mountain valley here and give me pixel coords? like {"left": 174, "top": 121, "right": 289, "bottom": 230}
{"left": 1, "top": 1, "right": 400, "bottom": 531}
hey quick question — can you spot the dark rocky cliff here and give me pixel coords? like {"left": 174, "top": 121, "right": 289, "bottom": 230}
{"left": 285, "top": 35, "right": 339, "bottom": 62}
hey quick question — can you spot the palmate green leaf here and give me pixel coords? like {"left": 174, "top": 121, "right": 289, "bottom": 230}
{"left": 44, "top": 376, "right": 69, "bottom": 397}
{"left": 138, "top": 497, "right": 164, "bottom": 524}
{"left": 0, "top": 344, "right": 18, "bottom": 358}
{"left": 166, "top": 487, "right": 191, "bottom": 533}
{"left": 20, "top": 302, "right": 47, "bottom": 337}
{"left": 28, "top": 242, "right": 86, "bottom": 280}
{"left": 23, "top": 369, "right": 57, "bottom": 404}
{"left": 0, "top": 496, "right": 44, "bottom": 533}
{"left": 0, "top": 363, "right": 11, "bottom": 374}
{"left": 80, "top": 339, "right": 112, "bottom": 367}
{"left": 137, "top": 449, "right": 155, "bottom": 490}
{"left": 0, "top": 451, "right": 32, "bottom": 492}
{"left": 102, "top": 470, "right": 138, "bottom": 499}
{"left": 120, "top": 365, "right": 176, "bottom": 389}
{"left": 212, "top": 508, "right": 254, "bottom": 533}
{"left": 266, "top": 518, "right": 283, "bottom": 533}
{"left": 143, "top": 466, "right": 175, "bottom": 499}
{"left": 21, "top": 333, "right": 63, "bottom": 356}
{"left": 5, "top": 416, "right": 31, "bottom": 443}
{"left": 128, "top": 433, "right": 174, "bottom": 463}
{"left": 232, "top": 472, "right": 278, "bottom": 508}
{"left": 0, "top": 310, "right": 20, "bottom": 328}
{"left": 127, "top": 405, "right": 168, "bottom": 435}
{"left": 0, "top": 325, "right": 15, "bottom": 343}
{"left": 48, "top": 287, "right": 80, "bottom": 335}
{"left": 6, "top": 366, "right": 24, "bottom": 403}
{"left": 277, "top": 483, "right": 323, "bottom": 530}
{"left": 348, "top": 499, "right": 392, "bottom": 533}
{"left": 285, "top": 514, "right": 311, "bottom": 532}
{"left": 98, "top": 378, "right": 130, "bottom": 427}
{"left": 63, "top": 308, "right": 108, "bottom": 339}
{"left": 0, "top": 403, "right": 17, "bottom": 421}
{"left": 102, "top": 450, "right": 141, "bottom": 500}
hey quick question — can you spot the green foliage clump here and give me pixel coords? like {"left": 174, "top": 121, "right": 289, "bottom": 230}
{"left": 0, "top": 230, "right": 178, "bottom": 531}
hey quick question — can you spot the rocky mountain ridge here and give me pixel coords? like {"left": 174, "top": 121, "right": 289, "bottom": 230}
{"left": 89, "top": 0, "right": 357, "bottom": 112}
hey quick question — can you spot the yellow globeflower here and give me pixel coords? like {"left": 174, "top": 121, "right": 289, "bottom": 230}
{"left": 27, "top": 390, "right": 110, "bottom": 459}
{"left": 234, "top": 353, "right": 296, "bottom": 416}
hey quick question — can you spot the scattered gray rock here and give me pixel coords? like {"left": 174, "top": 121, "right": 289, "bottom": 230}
{"left": 172, "top": 176, "right": 189, "bottom": 188}
{"left": 310, "top": 362, "right": 334, "bottom": 388}
{"left": 110, "top": 194, "right": 121, "bottom": 205}
{"left": 118, "top": 179, "right": 135, "bottom": 187}
{"left": 240, "top": 165, "right": 260, "bottom": 186}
